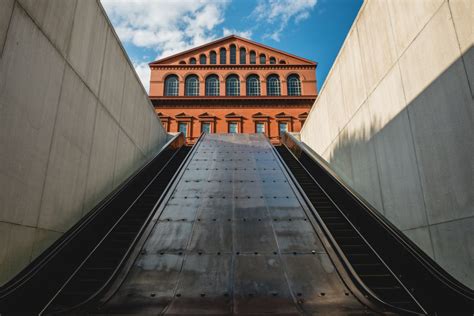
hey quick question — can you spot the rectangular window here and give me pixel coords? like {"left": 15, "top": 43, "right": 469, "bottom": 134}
{"left": 279, "top": 122, "right": 288, "bottom": 136}
{"left": 178, "top": 122, "right": 188, "bottom": 136}
{"left": 201, "top": 122, "right": 211, "bottom": 133}
{"left": 256, "top": 122, "right": 265, "bottom": 133}
{"left": 228, "top": 122, "right": 238, "bottom": 133}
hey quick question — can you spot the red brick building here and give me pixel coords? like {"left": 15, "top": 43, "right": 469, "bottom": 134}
{"left": 149, "top": 35, "right": 317, "bottom": 143}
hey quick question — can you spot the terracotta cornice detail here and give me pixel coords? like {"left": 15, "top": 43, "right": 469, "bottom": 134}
{"left": 150, "top": 65, "right": 315, "bottom": 71}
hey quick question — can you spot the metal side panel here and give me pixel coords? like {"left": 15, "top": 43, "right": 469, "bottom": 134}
{"left": 91, "top": 134, "right": 372, "bottom": 315}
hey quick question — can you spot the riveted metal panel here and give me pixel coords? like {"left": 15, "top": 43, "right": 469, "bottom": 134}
{"left": 166, "top": 254, "right": 232, "bottom": 314}
{"left": 234, "top": 255, "right": 299, "bottom": 314}
{"left": 282, "top": 254, "right": 365, "bottom": 314}
{"left": 96, "top": 133, "right": 368, "bottom": 315}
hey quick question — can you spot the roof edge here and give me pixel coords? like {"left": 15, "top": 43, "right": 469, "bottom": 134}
{"left": 149, "top": 35, "right": 317, "bottom": 66}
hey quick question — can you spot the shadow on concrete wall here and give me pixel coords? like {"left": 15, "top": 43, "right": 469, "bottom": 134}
{"left": 324, "top": 46, "right": 473, "bottom": 288}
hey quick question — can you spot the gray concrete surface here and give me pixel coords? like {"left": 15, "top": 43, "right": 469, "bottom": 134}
{"left": 0, "top": 0, "right": 167, "bottom": 285}
{"left": 301, "top": 0, "right": 473, "bottom": 288}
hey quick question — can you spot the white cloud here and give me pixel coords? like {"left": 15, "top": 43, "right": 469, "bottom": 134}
{"left": 223, "top": 27, "right": 252, "bottom": 39}
{"left": 253, "top": 0, "right": 317, "bottom": 41}
{"left": 101, "top": 0, "right": 230, "bottom": 59}
{"left": 133, "top": 61, "right": 151, "bottom": 93}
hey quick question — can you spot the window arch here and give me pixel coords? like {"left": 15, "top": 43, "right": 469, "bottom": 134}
{"left": 220, "top": 47, "right": 227, "bottom": 64}
{"left": 279, "top": 60, "right": 286, "bottom": 64}
{"left": 246, "top": 75, "right": 260, "bottom": 96}
{"left": 210, "top": 51, "right": 217, "bottom": 64}
{"left": 240, "top": 47, "right": 246, "bottom": 64}
{"left": 199, "top": 54, "right": 207, "bottom": 64}
{"left": 259, "top": 54, "right": 266, "bottom": 64}
{"left": 185, "top": 75, "right": 199, "bottom": 96}
{"left": 226, "top": 75, "right": 240, "bottom": 96}
{"left": 189, "top": 57, "right": 196, "bottom": 64}
{"left": 164, "top": 75, "right": 179, "bottom": 96}
{"left": 266, "top": 74, "right": 280, "bottom": 96}
{"left": 250, "top": 51, "right": 256, "bottom": 64}
{"left": 287, "top": 74, "right": 301, "bottom": 96}
{"left": 230, "top": 44, "right": 236, "bottom": 64}
{"left": 205, "top": 75, "right": 220, "bottom": 96}
{"left": 269, "top": 57, "right": 276, "bottom": 64}
{"left": 179, "top": 61, "right": 186, "bottom": 64}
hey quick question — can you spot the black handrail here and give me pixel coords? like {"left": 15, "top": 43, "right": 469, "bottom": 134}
{"left": 0, "top": 133, "right": 185, "bottom": 313}
{"left": 43, "top": 133, "right": 204, "bottom": 315}
{"left": 280, "top": 132, "right": 474, "bottom": 314}
{"left": 272, "top": 142, "right": 423, "bottom": 315}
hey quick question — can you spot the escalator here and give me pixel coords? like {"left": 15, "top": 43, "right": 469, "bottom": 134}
{"left": 275, "top": 133, "right": 473, "bottom": 315}
{"left": 0, "top": 133, "right": 193, "bottom": 315}
{"left": 0, "top": 133, "right": 471, "bottom": 315}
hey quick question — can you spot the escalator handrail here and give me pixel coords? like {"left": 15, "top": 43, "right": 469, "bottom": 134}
{"left": 281, "top": 132, "right": 474, "bottom": 299}
{"left": 41, "top": 135, "right": 198, "bottom": 315}
{"left": 271, "top": 142, "right": 424, "bottom": 315}
{"left": 0, "top": 133, "right": 185, "bottom": 298}
{"left": 53, "top": 133, "right": 206, "bottom": 314}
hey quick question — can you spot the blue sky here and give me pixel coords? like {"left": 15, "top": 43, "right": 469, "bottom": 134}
{"left": 101, "top": 0, "right": 363, "bottom": 92}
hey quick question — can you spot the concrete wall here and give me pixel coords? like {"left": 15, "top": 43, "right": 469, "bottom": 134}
{"left": 0, "top": 0, "right": 167, "bottom": 285}
{"left": 301, "top": 0, "right": 473, "bottom": 288}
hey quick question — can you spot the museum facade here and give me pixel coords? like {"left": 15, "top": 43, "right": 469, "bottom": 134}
{"left": 149, "top": 35, "right": 317, "bottom": 143}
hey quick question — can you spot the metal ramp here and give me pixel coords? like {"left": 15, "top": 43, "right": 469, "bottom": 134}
{"left": 0, "top": 133, "right": 471, "bottom": 315}
{"left": 94, "top": 133, "right": 366, "bottom": 315}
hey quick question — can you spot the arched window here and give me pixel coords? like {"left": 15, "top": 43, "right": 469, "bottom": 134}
{"left": 179, "top": 61, "right": 186, "bottom": 64}
{"left": 226, "top": 75, "right": 240, "bottom": 96}
{"left": 189, "top": 57, "right": 196, "bottom": 64}
{"left": 259, "top": 54, "right": 266, "bottom": 64}
{"left": 199, "top": 54, "right": 207, "bottom": 64}
{"left": 267, "top": 75, "right": 280, "bottom": 96}
{"left": 279, "top": 60, "right": 286, "bottom": 64}
{"left": 287, "top": 74, "right": 301, "bottom": 96}
{"left": 185, "top": 75, "right": 199, "bottom": 96}
{"left": 205, "top": 75, "right": 220, "bottom": 96}
{"left": 269, "top": 57, "right": 276, "bottom": 64}
{"left": 250, "top": 51, "right": 256, "bottom": 64}
{"left": 246, "top": 75, "right": 260, "bottom": 96}
{"left": 240, "top": 47, "right": 246, "bottom": 64}
{"left": 220, "top": 47, "right": 227, "bottom": 64}
{"left": 230, "top": 44, "right": 236, "bottom": 64}
{"left": 210, "top": 51, "right": 217, "bottom": 64}
{"left": 164, "top": 75, "right": 179, "bottom": 96}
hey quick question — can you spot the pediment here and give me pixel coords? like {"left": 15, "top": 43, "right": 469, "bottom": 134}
{"left": 225, "top": 112, "right": 242, "bottom": 118}
{"left": 175, "top": 112, "right": 192, "bottom": 117}
{"left": 198, "top": 112, "right": 215, "bottom": 118}
{"left": 150, "top": 35, "right": 316, "bottom": 66}
{"left": 275, "top": 112, "right": 292, "bottom": 118}
{"left": 252, "top": 112, "right": 270, "bottom": 118}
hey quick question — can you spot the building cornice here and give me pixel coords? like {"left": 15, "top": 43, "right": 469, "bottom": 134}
{"left": 150, "top": 64, "right": 316, "bottom": 71}
{"left": 151, "top": 96, "right": 316, "bottom": 108}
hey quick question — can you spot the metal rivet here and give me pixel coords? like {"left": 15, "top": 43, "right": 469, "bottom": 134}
{"left": 311, "top": 250, "right": 316, "bottom": 254}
